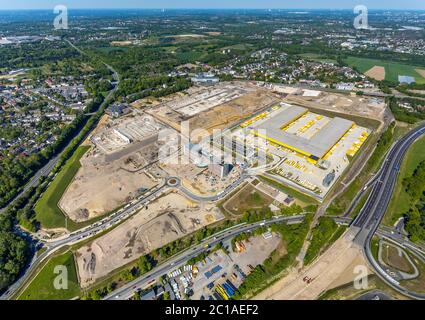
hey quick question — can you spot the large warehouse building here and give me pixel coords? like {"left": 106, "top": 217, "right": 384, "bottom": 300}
{"left": 252, "top": 104, "right": 355, "bottom": 162}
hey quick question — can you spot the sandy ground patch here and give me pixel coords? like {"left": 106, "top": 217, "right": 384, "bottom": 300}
{"left": 205, "top": 32, "right": 222, "bottom": 36}
{"left": 284, "top": 92, "right": 386, "bottom": 121}
{"left": 75, "top": 192, "right": 224, "bottom": 287}
{"left": 187, "top": 90, "right": 278, "bottom": 139}
{"left": 146, "top": 82, "right": 279, "bottom": 139}
{"left": 365, "top": 66, "right": 386, "bottom": 81}
{"left": 254, "top": 229, "right": 367, "bottom": 300}
{"left": 327, "top": 252, "right": 372, "bottom": 290}
{"left": 59, "top": 145, "right": 159, "bottom": 222}
{"left": 415, "top": 69, "right": 425, "bottom": 78}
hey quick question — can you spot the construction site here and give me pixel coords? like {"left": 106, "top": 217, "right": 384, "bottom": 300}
{"left": 59, "top": 111, "right": 166, "bottom": 222}
{"left": 145, "top": 81, "right": 279, "bottom": 138}
{"left": 75, "top": 191, "right": 224, "bottom": 287}
{"left": 232, "top": 100, "right": 372, "bottom": 200}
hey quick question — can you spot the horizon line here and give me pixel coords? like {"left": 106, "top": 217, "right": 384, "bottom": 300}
{"left": 1, "top": 7, "right": 425, "bottom": 11}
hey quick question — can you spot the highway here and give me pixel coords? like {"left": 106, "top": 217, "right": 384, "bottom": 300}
{"left": 103, "top": 215, "right": 306, "bottom": 300}
{"left": 351, "top": 122, "right": 425, "bottom": 299}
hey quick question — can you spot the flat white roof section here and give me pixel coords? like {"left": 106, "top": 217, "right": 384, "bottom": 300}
{"left": 253, "top": 105, "right": 354, "bottom": 159}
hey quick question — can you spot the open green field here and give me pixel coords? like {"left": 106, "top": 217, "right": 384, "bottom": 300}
{"left": 345, "top": 57, "right": 425, "bottom": 84}
{"left": 35, "top": 146, "right": 90, "bottom": 230}
{"left": 223, "top": 184, "right": 274, "bottom": 216}
{"left": 18, "top": 251, "right": 80, "bottom": 300}
{"left": 384, "top": 135, "right": 425, "bottom": 226}
{"left": 401, "top": 253, "right": 425, "bottom": 294}
{"left": 259, "top": 176, "right": 319, "bottom": 206}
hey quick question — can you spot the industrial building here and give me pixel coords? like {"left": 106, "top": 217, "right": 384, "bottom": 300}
{"left": 191, "top": 73, "right": 220, "bottom": 86}
{"left": 398, "top": 75, "right": 416, "bottom": 85}
{"left": 209, "top": 163, "right": 234, "bottom": 179}
{"left": 251, "top": 104, "right": 355, "bottom": 163}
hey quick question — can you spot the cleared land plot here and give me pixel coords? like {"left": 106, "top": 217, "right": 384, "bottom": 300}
{"left": 284, "top": 93, "right": 385, "bottom": 124}
{"left": 415, "top": 69, "right": 425, "bottom": 78}
{"left": 18, "top": 251, "right": 80, "bottom": 300}
{"left": 75, "top": 192, "right": 224, "bottom": 287}
{"left": 148, "top": 83, "right": 279, "bottom": 140}
{"left": 254, "top": 230, "right": 366, "bottom": 300}
{"left": 59, "top": 144, "right": 158, "bottom": 222}
{"left": 384, "top": 136, "right": 425, "bottom": 226}
{"left": 222, "top": 183, "right": 274, "bottom": 215}
{"left": 345, "top": 57, "right": 425, "bottom": 84}
{"left": 364, "top": 66, "right": 386, "bottom": 81}
{"left": 188, "top": 90, "right": 278, "bottom": 137}
{"left": 35, "top": 146, "right": 90, "bottom": 230}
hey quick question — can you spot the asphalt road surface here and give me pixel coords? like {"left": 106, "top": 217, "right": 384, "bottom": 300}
{"left": 351, "top": 122, "right": 425, "bottom": 299}
{"left": 103, "top": 215, "right": 305, "bottom": 300}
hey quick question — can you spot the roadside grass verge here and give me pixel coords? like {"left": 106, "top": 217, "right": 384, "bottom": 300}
{"left": 370, "top": 236, "right": 380, "bottom": 262}
{"left": 400, "top": 252, "right": 425, "bottom": 294}
{"left": 258, "top": 176, "right": 318, "bottom": 206}
{"left": 383, "top": 135, "right": 425, "bottom": 226}
{"left": 304, "top": 217, "right": 347, "bottom": 266}
{"left": 18, "top": 250, "right": 80, "bottom": 300}
{"left": 349, "top": 187, "right": 372, "bottom": 218}
{"left": 34, "top": 146, "right": 90, "bottom": 230}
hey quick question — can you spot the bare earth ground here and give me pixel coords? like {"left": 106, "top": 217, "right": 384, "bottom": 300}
{"left": 146, "top": 83, "right": 279, "bottom": 139}
{"left": 364, "top": 66, "right": 386, "bottom": 81}
{"left": 284, "top": 93, "right": 386, "bottom": 121}
{"left": 415, "top": 69, "right": 425, "bottom": 78}
{"left": 254, "top": 229, "right": 369, "bottom": 300}
{"left": 59, "top": 146, "right": 158, "bottom": 222}
{"left": 75, "top": 192, "right": 224, "bottom": 287}
{"left": 82, "top": 114, "right": 109, "bottom": 146}
{"left": 187, "top": 90, "right": 278, "bottom": 140}
{"left": 160, "top": 150, "right": 243, "bottom": 197}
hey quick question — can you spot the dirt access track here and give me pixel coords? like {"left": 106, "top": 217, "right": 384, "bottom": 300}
{"left": 254, "top": 229, "right": 371, "bottom": 300}
{"left": 75, "top": 192, "right": 224, "bottom": 287}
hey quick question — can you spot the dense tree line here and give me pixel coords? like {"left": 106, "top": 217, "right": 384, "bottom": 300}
{"left": 388, "top": 97, "right": 425, "bottom": 124}
{"left": 304, "top": 217, "right": 345, "bottom": 265}
{"left": 0, "top": 189, "right": 33, "bottom": 292}
{"left": 403, "top": 161, "right": 425, "bottom": 242}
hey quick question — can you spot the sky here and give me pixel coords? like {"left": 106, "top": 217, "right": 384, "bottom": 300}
{"left": 0, "top": 0, "right": 424, "bottom": 10}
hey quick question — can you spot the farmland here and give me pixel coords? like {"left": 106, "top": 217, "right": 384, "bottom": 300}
{"left": 345, "top": 57, "right": 425, "bottom": 84}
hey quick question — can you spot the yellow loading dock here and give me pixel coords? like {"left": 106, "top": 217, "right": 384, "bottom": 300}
{"left": 251, "top": 104, "right": 355, "bottom": 162}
